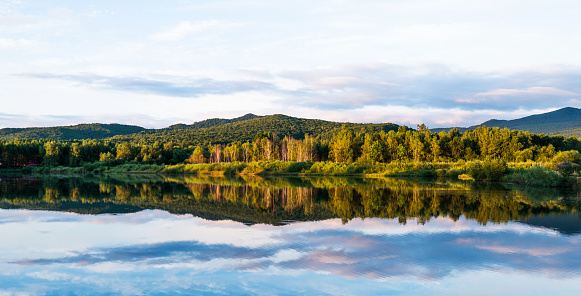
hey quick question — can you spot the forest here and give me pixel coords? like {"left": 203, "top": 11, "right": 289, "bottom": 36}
{"left": 1, "top": 124, "right": 580, "bottom": 185}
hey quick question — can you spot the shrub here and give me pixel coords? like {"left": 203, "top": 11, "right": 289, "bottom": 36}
{"left": 285, "top": 162, "right": 313, "bottom": 173}
{"left": 504, "top": 165, "right": 562, "bottom": 187}
{"left": 465, "top": 159, "right": 508, "bottom": 181}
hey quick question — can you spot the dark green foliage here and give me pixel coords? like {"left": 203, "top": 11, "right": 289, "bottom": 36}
{"left": 465, "top": 159, "right": 508, "bottom": 181}
{"left": 0, "top": 123, "right": 146, "bottom": 140}
{"left": 111, "top": 114, "right": 400, "bottom": 146}
{"left": 504, "top": 166, "right": 563, "bottom": 187}
{"left": 285, "top": 162, "right": 313, "bottom": 173}
{"left": 165, "top": 113, "right": 263, "bottom": 130}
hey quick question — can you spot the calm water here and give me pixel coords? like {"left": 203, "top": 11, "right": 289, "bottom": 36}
{"left": 0, "top": 174, "right": 580, "bottom": 295}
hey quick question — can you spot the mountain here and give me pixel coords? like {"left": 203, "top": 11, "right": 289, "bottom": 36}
{"left": 110, "top": 114, "right": 401, "bottom": 145}
{"left": 0, "top": 114, "right": 400, "bottom": 144}
{"left": 0, "top": 123, "right": 146, "bottom": 140}
{"left": 165, "top": 113, "right": 263, "bottom": 130}
{"left": 432, "top": 107, "right": 581, "bottom": 137}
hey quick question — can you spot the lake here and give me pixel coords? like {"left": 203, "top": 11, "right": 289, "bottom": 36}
{"left": 0, "top": 174, "right": 580, "bottom": 295}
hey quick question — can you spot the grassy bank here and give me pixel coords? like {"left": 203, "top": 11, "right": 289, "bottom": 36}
{"left": 5, "top": 159, "right": 579, "bottom": 188}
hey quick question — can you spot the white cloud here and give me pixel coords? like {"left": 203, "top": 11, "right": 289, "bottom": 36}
{"left": 1, "top": 1, "right": 581, "bottom": 129}
{"left": 47, "top": 8, "right": 76, "bottom": 19}
{"left": 0, "top": 14, "right": 27, "bottom": 25}
{"left": 0, "top": 0, "right": 21, "bottom": 15}
{"left": 391, "top": 23, "right": 473, "bottom": 42}
{"left": 0, "top": 38, "right": 38, "bottom": 47}
{"left": 475, "top": 87, "right": 578, "bottom": 97}
{"left": 153, "top": 20, "right": 240, "bottom": 41}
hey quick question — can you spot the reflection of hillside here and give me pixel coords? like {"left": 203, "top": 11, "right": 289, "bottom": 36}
{"left": 0, "top": 174, "right": 579, "bottom": 226}
{"left": 519, "top": 213, "right": 581, "bottom": 235}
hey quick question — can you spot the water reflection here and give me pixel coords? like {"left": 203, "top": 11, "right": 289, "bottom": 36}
{"left": 0, "top": 174, "right": 579, "bottom": 227}
{"left": 0, "top": 209, "right": 580, "bottom": 295}
{"left": 1, "top": 174, "right": 581, "bottom": 295}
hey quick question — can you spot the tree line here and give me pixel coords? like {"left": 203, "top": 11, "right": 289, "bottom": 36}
{"left": 1, "top": 125, "right": 580, "bottom": 168}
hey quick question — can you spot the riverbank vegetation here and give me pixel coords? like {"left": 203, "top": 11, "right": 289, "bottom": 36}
{"left": 1, "top": 125, "right": 580, "bottom": 187}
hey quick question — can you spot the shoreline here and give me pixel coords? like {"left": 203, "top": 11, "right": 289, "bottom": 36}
{"left": 2, "top": 160, "right": 579, "bottom": 189}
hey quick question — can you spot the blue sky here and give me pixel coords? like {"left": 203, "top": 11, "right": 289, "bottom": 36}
{"left": 1, "top": 0, "right": 581, "bottom": 128}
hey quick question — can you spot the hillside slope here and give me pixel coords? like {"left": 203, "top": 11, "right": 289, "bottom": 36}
{"left": 0, "top": 123, "right": 146, "bottom": 140}
{"left": 110, "top": 114, "right": 401, "bottom": 145}
{"left": 165, "top": 113, "right": 263, "bottom": 130}
{"left": 432, "top": 107, "right": 581, "bottom": 137}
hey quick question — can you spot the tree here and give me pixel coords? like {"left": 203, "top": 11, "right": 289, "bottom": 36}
{"left": 329, "top": 125, "right": 356, "bottom": 163}
{"left": 43, "top": 141, "right": 61, "bottom": 167}
{"left": 417, "top": 123, "right": 430, "bottom": 133}
{"left": 116, "top": 143, "right": 132, "bottom": 161}
{"left": 362, "top": 133, "right": 384, "bottom": 162}
{"left": 99, "top": 152, "right": 115, "bottom": 163}
{"left": 69, "top": 142, "right": 82, "bottom": 166}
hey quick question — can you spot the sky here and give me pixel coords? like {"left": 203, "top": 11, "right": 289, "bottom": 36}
{"left": 1, "top": 0, "right": 581, "bottom": 129}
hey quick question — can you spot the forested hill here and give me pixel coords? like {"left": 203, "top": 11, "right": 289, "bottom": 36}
{"left": 0, "top": 114, "right": 399, "bottom": 144}
{"left": 0, "top": 123, "right": 146, "bottom": 140}
{"left": 165, "top": 113, "right": 263, "bottom": 130}
{"left": 110, "top": 114, "right": 401, "bottom": 145}
{"left": 432, "top": 107, "right": 581, "bottom": 137}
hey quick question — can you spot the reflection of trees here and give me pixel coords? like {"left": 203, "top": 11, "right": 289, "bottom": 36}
{"left": 0, "top": 175, "right": 579, "bottom": 225}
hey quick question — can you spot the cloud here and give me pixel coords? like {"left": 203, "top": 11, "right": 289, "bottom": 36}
{"left": 277, "top": 64, "right": 581, "bottom": 112}
{"left": 0, "top": 0, "right": 20, "bottom": 15}
{"left": 20, "top": 73, "right": 277, "bottom": 98}
{"left": 0, "top": 14, "right": 28, "bottom": 25}
{"left": 475, "top": 87, "right": 577, "bottom": 97}
{"left": 19, "top": 65, "right": 581, "bottom": 111}
{"left": 0, "top": 112, "right": 181, "bottom": 129}
{"left": 0, "top": 38, "right": 38, "bottom": 47}
{"left": 153, "top": 20, "right": 241, "bottom": 41}
{"left": 0, "top": 113, "right": 84, "bottom": 128}
{"left": 14, "top": 64, "right": 581, "bottom": 128}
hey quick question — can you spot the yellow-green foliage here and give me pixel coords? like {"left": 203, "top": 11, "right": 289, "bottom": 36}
{"left": 550, "top": 150, "right": 580, "bottom": 168}
{"left": 464, "top": 159, "right": 508, "bottom": 181}
{"left": 162, "top": 162, "right": 247, "bottom": 175}
{"left": 458, "top": 174, "right": 474, "bottom": 181}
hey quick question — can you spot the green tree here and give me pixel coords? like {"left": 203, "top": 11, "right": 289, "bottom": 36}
{"left": 329, "top": 125, "right": 356, "bottom": 163}
{"left": 43, "top": 141, "right": 61, "bottom": 167}
{"left": 187, "top": 146, "right": 207, "bottom": 164}
{"left": 116, "top": 143, "right": 132, "bottom": 161}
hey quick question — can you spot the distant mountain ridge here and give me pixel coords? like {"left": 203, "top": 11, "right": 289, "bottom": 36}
{"left": 165, "top": 113, "right": 264, "bottom": 130}
{"left": 432, "top": 107, "right": 581, "bottom": 137}
{"left": 0, "top": 114, "right": 400, "bottom": 144}
{"left": 0, "top": 123, "right": 146, "bottom": 140}
{"left": 2, "top": 108, "right": 580, "bottom": 141}
{"left": 110, "top": 114, "right": 401, "bottom": 145}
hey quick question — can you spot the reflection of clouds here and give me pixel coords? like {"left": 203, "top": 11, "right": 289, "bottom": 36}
{"left": 0, "top": 209, "right": 280, "bottom": 260}
{"left": 474, "top": 244, "right": 571, "bottom": 257}
{"left": 458, "top": 235, "right": 577, "bottom": 257}
{"left": 15, "top": 241, "right": 276, "bottom": 266}
{"left": 9, "top": 219, "right": 581, "bottom": 282}
{"left": 3, "top": 209, "right": 581, "bottom": 295}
